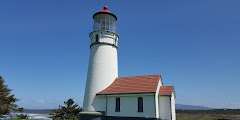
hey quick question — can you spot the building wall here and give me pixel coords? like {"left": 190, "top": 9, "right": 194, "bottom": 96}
{"left": 92, "top": 96, "right": 106, "bottom": 112}
{"left": 158, "top": 96, "right": 171, "bottom": 120}
{"left": 106, "top": 94, "right": 155, "bottom": 118}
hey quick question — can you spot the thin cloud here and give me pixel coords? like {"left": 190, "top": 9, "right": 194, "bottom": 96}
{"left": 38, "top": 100, "right": 45, "bottom": 104}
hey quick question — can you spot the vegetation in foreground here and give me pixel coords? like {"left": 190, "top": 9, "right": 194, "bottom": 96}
{"left": 16, "top": 108, "right": 28, "bottom": 119}
{"left": 177, "top": 109, "right": 240, "bottom": 120}
{"left": 50, "top": 98, "right": 82, "bottom": 119}
{"left": 0, "top": 76, "right": 27, "bottom": 119}
{"left": 2, "top": 75, "right": 240, "bottom": 120}
{"left": 0, "top": 76, "right": 82, "bottom": 119}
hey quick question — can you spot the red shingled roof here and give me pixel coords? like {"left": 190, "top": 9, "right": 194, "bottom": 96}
{"left": 159, "top": 86, "right": 174, "bottom": 96}
{"left": 97, "top": 75, "right": 161, "bottom": 95}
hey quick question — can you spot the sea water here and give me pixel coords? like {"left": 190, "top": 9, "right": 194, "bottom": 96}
{"left": 0, "top": 113, "right": 52, "bottom": 120}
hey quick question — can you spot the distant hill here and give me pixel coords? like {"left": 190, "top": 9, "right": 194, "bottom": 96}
{"left": 176, "top": 104, "right": 214, "bottom": 110}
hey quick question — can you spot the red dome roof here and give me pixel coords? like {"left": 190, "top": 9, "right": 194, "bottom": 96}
{"left": 98, "top": 6, "right": 112, "bottom": 13}
{"left": 93, "top": 6, "right": 117, "bottom": 20}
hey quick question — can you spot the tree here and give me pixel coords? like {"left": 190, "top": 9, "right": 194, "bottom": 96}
{"left": 50, "top": 98, "right": 82, "bottom": 119}
{"left": 0, "top": 76, "right": 19, "bottom": 118}
{"left": 16, "top": 108, "right": 28, "bottom": 119}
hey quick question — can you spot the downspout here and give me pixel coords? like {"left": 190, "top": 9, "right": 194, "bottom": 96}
{"left": 155, "top": 77, "right": 162, "bottom": 118}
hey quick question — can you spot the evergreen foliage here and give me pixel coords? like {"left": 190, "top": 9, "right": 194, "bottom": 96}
{"left": 16, "top": 113, "right": 28, "bottom": 119}
{"left": 0, "top": 76, "right": 19, "bottom": 118}
{"left": 16, "top": 108, "right": 28, "bottom": 119}
{"left": 50, "top": 98, "right": 82, "bottom": 119}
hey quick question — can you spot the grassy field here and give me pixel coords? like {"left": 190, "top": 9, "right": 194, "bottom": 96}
{"left": 176, "top": 109, "right": 240, "bottom": 120}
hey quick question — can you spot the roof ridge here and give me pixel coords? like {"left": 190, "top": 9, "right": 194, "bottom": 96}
{"left": 117, "top": 74, "right": 161, "bottom": 78}
{"left": 97, "top": 74, "right": 162, "bottom": 95}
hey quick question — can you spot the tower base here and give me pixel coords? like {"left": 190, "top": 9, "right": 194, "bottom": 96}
{"left": 79, "top": 111, "right": 105, "bottom": 120}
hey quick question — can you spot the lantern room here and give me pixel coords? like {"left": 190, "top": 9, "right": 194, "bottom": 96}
{"left": 92, "top": 6, "right": 117, "bottom": 33}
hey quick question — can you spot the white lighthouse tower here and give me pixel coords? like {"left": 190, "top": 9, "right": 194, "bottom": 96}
{"left": 80, "top": 5, "right": 176, "bottom": 120}
{"left": 83, "top": 6, "right": 119, "bottom": 112}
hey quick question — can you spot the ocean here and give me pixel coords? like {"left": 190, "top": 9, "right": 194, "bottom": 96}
{"left": 1, "top": 113, "right": 52, "bottom": 120}
{"left": 0, "top": 109, "right": 53, "bottom": 120}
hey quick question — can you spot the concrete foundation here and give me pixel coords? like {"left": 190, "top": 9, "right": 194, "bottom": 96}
{"left": 79, "top": 115, "right": 160, "bottom": 120}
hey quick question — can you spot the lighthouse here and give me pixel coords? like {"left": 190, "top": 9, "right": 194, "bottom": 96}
{"left": 80, "top": 5, "right": 176, "bottom": 120}
{"left": 83, "top": 6, "right": 119, "bottom": 112}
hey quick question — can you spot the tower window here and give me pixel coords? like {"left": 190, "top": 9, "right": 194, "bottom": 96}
{"left": 115, "top": 38, "right": 117, "bottom": 45}
{"left": 138, "top": 97, "right": 143, "bottom": 112}
{"left": 96, "top": 34, "right": 99, "bottom": 42}
{"left": 115, "top": 97, "right": 120, "bottom": 112}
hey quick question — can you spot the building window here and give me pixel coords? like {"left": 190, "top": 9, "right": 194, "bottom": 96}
{"left": 138, "top": 97, "right": 143, "bottom": 112}
{"left": 115, "top": 97, "right": 120, "bottom": 112}
{"left": 96, "top": 34, "right": 99, "bottom": 42}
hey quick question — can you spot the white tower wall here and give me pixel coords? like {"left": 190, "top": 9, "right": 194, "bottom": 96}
{"left": 83, "top": 31, "right": 119, "bottom": 111}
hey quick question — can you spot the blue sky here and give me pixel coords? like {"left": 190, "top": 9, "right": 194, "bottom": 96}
{"left": 0, "top": 0, "right": 240, "bottom": 109}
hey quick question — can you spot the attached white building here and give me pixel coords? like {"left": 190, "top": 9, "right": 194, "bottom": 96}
{"left": 96, "top": 75, "right": 176, "bottom": 120}
{"left": 80, "top": 6, "right": 176, "bottom": 120}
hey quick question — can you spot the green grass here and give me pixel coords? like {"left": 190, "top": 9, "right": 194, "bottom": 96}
{"left": 176, "top": 110, "right": 240, "bottom": 120}
{"left": 177, "top": 114, "right": 240, "bottom": 120}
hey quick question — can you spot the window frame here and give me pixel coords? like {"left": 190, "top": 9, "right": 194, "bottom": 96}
{"left": 138, "top": 97, "right": 143, "bottom": 112}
